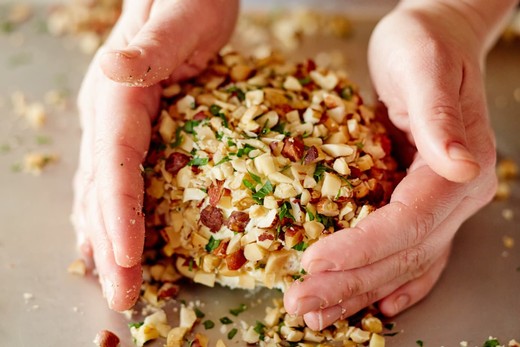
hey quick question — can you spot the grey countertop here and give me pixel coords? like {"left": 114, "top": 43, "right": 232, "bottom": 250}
{"left": 0, "top": 2, "right": 519, "bottom": 347}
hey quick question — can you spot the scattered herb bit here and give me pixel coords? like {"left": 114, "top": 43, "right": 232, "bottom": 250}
{"left": 8, "top": 52, "right": 32, "bottom": 67}
{"left": 190, "top": 101, "right": 196, "bottom": 110}
{"left": 227, "top": 328, "right": 238, "bottom": 340}
{"left": 298, "top": 76, "right": 311, "bottom": 85}
{"left": 203, "top": 320, "right": 215, "bottom": 330}
{"left": 183, "top": 120, "right": 201, "bottom": 134}
{"left": 1, "top": 21, "right": 14, "bottom": 33}
{"left": 292, "top": 242, "right": 309, "bottom": 251}
{"left": 383, "top": 332, "right": 400, "bottom": 337}
{"left": 483, "top": 338, "right": 501, "bottom": 347}
{"left": 225, "top": 86, "right": 245, "bottom": 101}
{"left": 11, "top": 163, "right": 22, "bottom": 172}
{"left": 242, "top": 179, "right": 255, "bottom": 191}
{"left": 128, "top": 322, "right": 144, "bottom": 329}
{"left": 317, "top": 213, "right": 335, "bottom": 229}
{"left": 205, "top": 236, "right": 221, "bottom": 252}
{"left": 0, "top": 144, "right": 11, "bottom": 153}
{"left": 188, "top": 156, "right": 208, "bottom": 167}
{"left": 313, "top": 162, "right": 329, "bottom": 182}
{"left": 210, "top": 104, "right": 222, "bottom": 116}
{"left": 279, "top": 201, "right": 295, "bottom": 221}
{"left": 307, "top": 209, "right": 315, "bottom": 221}
{"left": 229, "top": 303, "right": 247, "bottom": 316}
{"left": 215, "top": 156, "right": 232, "bottom": 166}
{"left": 227, "top": 139, "right": 236, "bottom": 147}
{"left": 247, "top": 170, "right": 262, "bottom": 184}
{"left": 252, "top": 180, "right": 273, "bottom": 204}
{"left": 341, "top": 86, "right": 354, "bottom": 100}
{"left": 272, "top": 122, "right": 290, "bottom": 136}
{"left": 356, "top": 142, "right": 364, "bottom": 150}
{"left": 169, "top": 127, "right": 183, "bottom": 148}
{"left": 194, "top": 307, "right": 205, "bottom": 319}
{"left": 384, "top": 322, "right": 395, "bottom": 330}
{"left": 188, "top": 259, "right": 194, "bottom": 272}
{"left": 253, "top": 321, "right": 266, "bottom": 341}
{"left": 36, "top": 135, "right": 52, "bottom": 145}
{"left": 219, "top": 317, "right": 233, "bottom": 325}
{"left": 237, "top": 144, "right": 256, "bottom": 158}
{"left": 416, "top": 340, "right": 424, "bottom": 347}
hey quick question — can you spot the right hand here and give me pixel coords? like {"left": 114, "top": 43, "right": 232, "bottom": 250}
{"left": 73, "top": 0, "right": 238, "bottom": 310}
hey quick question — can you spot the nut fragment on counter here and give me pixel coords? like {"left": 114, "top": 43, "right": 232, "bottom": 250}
{"left": 67, "top": 258, "right": 87, "bottom": 276}
{"left": 23, "top": 152, "right": 58, "bottom": 175}
{"left": 93, "top": 330, "right": 120, "bottom": 347}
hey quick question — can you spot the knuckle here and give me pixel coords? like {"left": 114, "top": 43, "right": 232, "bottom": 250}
{"left": 398, "top": 245, "right": 430, "bottom": 279}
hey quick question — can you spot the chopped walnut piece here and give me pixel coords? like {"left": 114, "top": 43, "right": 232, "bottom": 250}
{"left": 226, "top": 211, "right": 250, "bottom": 232}
{"left": 281, "top": 136, "right": 305, "bottom": 162}
{"left": 93, "top": 330, "right": 120, "bottom": 347}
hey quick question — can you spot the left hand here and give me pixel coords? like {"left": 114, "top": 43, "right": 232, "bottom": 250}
{"left": 283, "top": 2, "right": 497, "bottom": 330}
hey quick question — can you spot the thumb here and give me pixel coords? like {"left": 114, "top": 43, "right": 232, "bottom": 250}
{"left": 401, "top": 51, "right": 480, "bottom": 183}
{"left": 99, "top": 0, "right": 238, "bottom": 86}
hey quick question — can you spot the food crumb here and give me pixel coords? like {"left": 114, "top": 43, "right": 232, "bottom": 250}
{"left": 503, "top": 235, "right": 515, "bottom": 249}
{"left": 459, "top": 341, "right": 468, "bottom": 347}
{"left": 68, "top": 258, "right": 87, "bottom": 276}
{"left": 94, "top": 330, "right": 120, "bottom": 347}
{"left": 23, "top": 152, "right": 58, "bottom": 175}
{"left": 502, "top": 208, "right": 514, "bottom": 221}
{"left": 23, "top": 292, "right": 34, "bottom": 303}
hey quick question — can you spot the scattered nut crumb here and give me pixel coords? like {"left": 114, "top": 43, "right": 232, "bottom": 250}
{"left": 503, "top": 235, "right": 515, "bottom": 249}
{"left": 93, "top": 330, "right": 120, "bottom": 347}
{"left": 495, "top": 181, "right": 512, "bottom": 200}
{"left": 23, "top": 152, "right": 59, "bottom": 175}
{"left": 67, "top": 258, "right": 87, "bottom": 276}
{"left": 502, "top": 208, "right": 514, "bottom": 221}
{"left": 497, "top": 158, "right": 519, "bottom": 180}
{"left": 23, "top": 292, "right": 34, "bottom": 303}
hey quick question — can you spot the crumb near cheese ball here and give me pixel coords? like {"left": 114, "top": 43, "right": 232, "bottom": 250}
{"left": 142, "top": 49, "right": 401, "bottom": 293}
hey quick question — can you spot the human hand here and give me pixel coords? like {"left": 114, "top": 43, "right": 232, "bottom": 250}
{"left": 284, "top": 1, "right": 504, "bottom": 330}
{"left": 72, "top": 0, "right": 238, "bottom": 310}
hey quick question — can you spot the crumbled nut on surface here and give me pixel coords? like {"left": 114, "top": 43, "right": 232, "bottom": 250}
{"left": 495, "top": 181, "right": 512, "bottom": 200}
{"left": 23, "top": 152, "right": 58, "bottom": 175}
{"left": 497, "top": 158, "right": 519, "bottom": 180}
{"left": 93, "top": 330, "right": 120, "bottom": 347}
{"left": 46, "top": 0, "right": 122, "bottom": 54}
{"left": 503, "top": 235, "right": 515, "bottom": 249}
{"left": 67, "top": 258, "right": 87, "bottom": 276}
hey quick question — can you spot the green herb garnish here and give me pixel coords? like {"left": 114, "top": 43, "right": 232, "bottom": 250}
{"left": 170, "top": 127, "right": 183, "bottom": 148}
{"left": 227, "top": 328, "right": 238, "bottom": 340}
{"left": 219, "top": 317, "right": 233, "bottom": 325}
{"left": 205, "top": 236, "right": 221, "bottom": 252}
{"left": 193, "top": 307, "right": 205, "bottom": 319}
{"left": 242, "top": 179, "right": 255, "bottom": 191}
{"left": 215, "top": 156, "right": 232, "bottom": 166}
{"left": 247, "top": 170, "right": 262, "bottom": 184}
{"left": 36, "top": 135, "right": 52, "bottom": 145}
{"left": 252, "top": 180, "right": 273, "bottom": 204}
{"left": 341, "top": 86, "right": 354, "bottom": 100}
{"left": 225, "top": 86, "right": 245, "bottom": 101}
{"left": 313, "top": 162, "right": 329, "bottom": 182}
{"left": 128, "top": 322, "right": 144, "bottom": 329}
{"left": 292, "top": 242, "right": 309, "bottom": 251}
{"left": 188, "top": 156, "right": 208, "bottom": 167}
{"left": 203, "top": 320, "right": 215, "bottom": 329}
{"left": 279, "top": 201, "right": 295, "bottom": 221}
{"left": 253, "top": 321, "right": 266, "bottom": 341}
{"left": 416, "top": 340, "right": 424, "bottom": 347}
{"left": 229, "top": 304, "right": 247, "bottom": 316}
{"left": 298, "top": 76, "right": 311, "bottom": 85}
{"left": 237, "top": 144, "right": 256, "bottom": 157}
{"left": 317, "top": 213, "right": 334, "bottom": 229}
{"left": 483, "top": 338, "right": 501, "bottom": 347}
{"left": 183, "top": 120, "right": 201, "bottom": 134}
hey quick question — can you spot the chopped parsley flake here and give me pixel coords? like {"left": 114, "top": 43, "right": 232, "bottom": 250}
{"left": 215, "top": 156, "right": 232, "bottom": 166}
{"left": 205, "top": 236, "right": 221, "bottom": 252}
{"left": 128, "top": 322, "right": 144, "bottom": 329}
{"left": 188, "top": 156, "right": 208, "bottom": 167}
{"left": 237, "top": 144, "right": 256, "bottom": 158}
{"left": 317, "top": 213, "right": 335, "bottom": 229}
{"left": 341, "top": 86, "right": 354, "bottom": 100}
{"left": 247, "top": 170, "right": 262, "bottom": 184}
{"left": 298, "top": 76, "right": 311, "bottom": 85}
{"left": 229, "top": 303, "right": 247, "bottom": 316}
{"left": 170, "top": 127, "right": 183, "bottom": 148}
{"left": 292, "top": 242, "right": 309, "bottom": 251}
{"left": 219, "top": 316, "right": 233, "bottom": 325}
{"left": 36, "top": 135, "right": 52, "bottom": 145}
{"left": 253, "top": 321, "right": 266, "bottom": 341}
{"left": 183, "top": 120, "right": 201, "bottom": 134}
{"left": 483, "top": 338, "right": 501, "bottom": 347}
{"left": 194, "top": 307, "right": 205, "bottom": 319}
{"left": 203, "top": 320, "right": 215, "bottom": 329}
{"left": 225, "top": 86, "right": 245, "bottom": 101}
{"left": 416, "top": 340, "right": 424, "bottom": 347}
{"left": 279, "top": 201, "right": 295, "bottom": 221}
{"left": 227, "top": 328, "right": 238, "bottom": 340}
{"left": 252, "top": 180, "right": 273, "bottom": 204}
{"left": 313, "top": 162, "right": 330, "bottom": 182}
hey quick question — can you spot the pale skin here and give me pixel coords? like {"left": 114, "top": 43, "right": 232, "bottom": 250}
{"left": 73, "top": 0, "right": 518, "bottom": 329}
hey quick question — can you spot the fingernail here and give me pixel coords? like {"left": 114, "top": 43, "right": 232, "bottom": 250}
{"left": 447, "top": 142, "right": 476, "bottom": 163}
{"left": 318, "top": 305, "right": 342, "bottom": 330}
{"left": 114, "top": 47, "right": 142, "bottom": 59}
{"left": 307, "top": 259, "right": 336, "bottom": 273}
{"left": 296, "top": 296, "right": 324, "bottom": 315}
{"left": 394, "top": 294, "right": 410, "bottom": 314}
